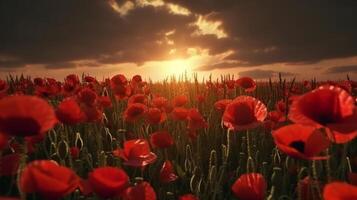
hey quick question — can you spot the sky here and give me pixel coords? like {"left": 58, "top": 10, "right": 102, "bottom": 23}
{"left": 0, "top": 0, "right": 357, "bottom": 81}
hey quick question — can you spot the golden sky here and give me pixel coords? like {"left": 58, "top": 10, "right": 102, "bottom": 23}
{"left": 1, "top": 0, "right": 357, "bottom": 81}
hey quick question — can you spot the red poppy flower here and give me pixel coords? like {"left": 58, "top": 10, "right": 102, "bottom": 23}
{"left": 179, "top": 194, "right": 199, "bottom": 200}
{"left": 289, "top": 85, "right": 303, "bottom": 95}
{"left": 173, "top": 95, "right": 188, "bottom": 107}
{"left": 351, "top": 80, "right": 357, "bottom": 89}
{"left": 82, "top": 105, "right": 103, "bottom": 123}
{"left": 62, "top": 81, "right": 79, "bottom": 96}
{"left": 24, "top": 135, "right": 44, "bottom": 154}
{"left": 128, "top": 94, "right": 147, "bottom": 105}
{"left": 223, "top": 96, "right": 267, "bottom": 131}
{"left": 236, "top": 77, "right": 256, "bottom": 92}
{"left": 77, "top": 88, "right": 97, "bottom": 106}
{"left": 0, "top": 79, "right": 8, "bottom": 98}
{"left": 171, "top": 107, "right": 189, "bottom": 121}
{"left": 46, "top": 78, "right": 57, "bottom": 85}
{"left": 327, "top": 80, "right": 353, "bottom": 93}
{"left": 265, "top": 111, "right": 286, "bottom": 130}
{"left": 164, "top": 103, "right": 174, "bottom": 114}
{"left": 84, "top": 76, "right": 97, "bottom": 83}
{"left": 113, "top": 85, "right": 132, "bottom": 100}
{"left": 143, "top": 85, "right": 151, "bottom": 95}
{"left": 187, "top": 109, "right": 208, "bottom": 131}
{"left": 111, "top": 74, "right": 130, "bottom": 100}
{"left": 123, "top": 181, "right": 156, "bottom": 200}
{"left": 70, "top": 147, "right": 80, "bottom": 159}
{"left": 226, "top": 80, "right": 236, "bottom": 90}
{"left": 0, "top": 95, "right": 57, "bottom": 137}
{"left": 35, "top": 78, "right": 46, "bottom": 86}
{"left": 275, "top": 99, "right": 287, "bottom": 114}
{"left": 146, "top": 108, "right": 167, "bottom": 125}
{"left": 111, "top": 74, "right": 128, "bottom": 86}
{"left": 272, "top": 124, "right": 330, "bottom": 160}
{"left": 35, "top": 81, "right": 61, "bottom": 98}
{"left": 97, "top": 96, "right": 112, "bottom": 108}
{"left": 0, "top": 153, "right": 20, "bottom": 176}
{"left": 20, "top": 160, "right": 80, "bottom": 200}
{"left": 159, "top": 160, "right": 178, "bottom": 183}
{"left": 196, "top": 95, "right": 206, "bottom": 104}
{"left": 297, "top": 176, "right": 320, "bottom": 200}
{"left": 124, "top": 103, "right": 147, "bottom": 122}
{"left": 152, "top": 96, "right": 168, "bottom": 109}
{"left": 289, "top": 85, "right": 357, "bottom": 143}
{"left": 88, "top": 167, "right": 129, "bottom": 199}
{"left": 231, "top": 173, "right": 266, "bottom": 200}
{"left": 0, "top": 133, "right": 8, "bottom": 150}
{"left": 267, "top": 111, "right": 285, "bottom": 123}
{"left": 56, "top": 98, "right": 84, "bottom": 125}
{"left": 132, "top": 75, "right": 143, "bottom": 84}
{"left": 214, "top": 99, "right": 232, "bottom": 112}
{"left": 303, "top": 80, "right": 312, "bottom": 89}
{"left": 65, "top": 74, "right": 80, "bottom": 85}
{"left": 323, "top": 182, "right": 357, "bottom": 200}
{"left": 150, "top": 131, "right": 174, "bottom": 149}
{"left": 116, "top": 139, "right": 157, "bottom": 167}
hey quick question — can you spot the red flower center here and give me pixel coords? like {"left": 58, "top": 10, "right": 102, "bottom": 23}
{"left": 232, "top": 102, "right": 256, "bottom": 125}
{"left": 289, "top": 140, "right": 305, "bottom": 154}
{"left": 129, "top": 108, "right": 144, "bottom": 116}
{"left": 299, "top": 89, "right": 344, "bottom": 125}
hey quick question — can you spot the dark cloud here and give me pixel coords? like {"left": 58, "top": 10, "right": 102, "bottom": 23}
{"left": 0, "top": 0, "right": 196, "bottom": 68}
{"left": 238, "top": 69, "right": 296, "bottom": 79}
{"left": 0, "top": 60, "right": 26, "bottom": 68}
{"left": 44, "top": 62, "right": 78, "bottom": 69}
{"left": 196, "top": 61, "right": 242, "bottom": 71}
{"left": 165, "top": 0, "right": 236, "bottom": 15}
{"left": 1, "top": 0, "right": 357, "bottom": 70}
{"left": 325, "top": 65, "right": 357, "bottom": 74}
{"left": 170, "top": 0, "right": 357, "bottom": 66}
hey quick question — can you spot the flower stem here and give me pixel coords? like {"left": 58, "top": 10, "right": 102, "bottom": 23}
{"left": 246, "top": 130, "right": 255, "bottom": 172}
{"left": 311, "top": 161, "right": 322, "bottom": 200}
{"left": 324, "top": 149, "right": 331, "bottom": 182}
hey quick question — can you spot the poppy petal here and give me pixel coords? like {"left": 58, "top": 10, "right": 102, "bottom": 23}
{"left": 323, "top": 182, "right": 357, "bottom": 200}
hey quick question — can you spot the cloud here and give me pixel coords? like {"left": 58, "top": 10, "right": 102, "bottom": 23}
{"left": 44, "top": 62, "right": 78, "bottom": 69}
{"left": 169, "top": 0, "right": 357, "bottom": 66}
{"left": 325, "top": 65, "right": 357, "bottom": 74}
{"left": 0, "top": 0, "right": 196, "bottom": 68}
{"left": 196, "top": 60, "right": 257, "bottom": 71}
{"left": 1, "top": 0, "right": 357, "bottom": 70}
{"left": 238, "top": 69, "right": 296, "bottom": 79}
{"left": 196, "top": 61, "right": 239, "bottom": 71}
{"left": 0, "top": 60, "right": 26, "bottom": 68}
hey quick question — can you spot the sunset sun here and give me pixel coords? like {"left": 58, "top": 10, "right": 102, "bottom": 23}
{"left": 164, "top": 59, "right": 192, "bottom": 75}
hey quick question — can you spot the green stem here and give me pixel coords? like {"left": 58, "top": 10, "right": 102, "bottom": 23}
{"left": 324, "top": 149, "right": 331, "bottom": 182}
{"left": 226, "top": 129, "right": 231, "bottom": 161}
{"left": 246, "top": 130, "right": 255, "bottom": 173}
{"left": 311, "top": 161, "right": 322, "bottom": 200}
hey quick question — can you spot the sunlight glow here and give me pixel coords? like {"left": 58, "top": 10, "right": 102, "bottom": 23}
{"left": 108, "top": 0, "right": 135, "bottom": 16}
{"left": 167, "top": 3, "right": 191, "bottom": 16}
{"left": 164, "top": 59, "right": 192, "bottom": 75}
{"left": 137, "top": 0, "right": 164, "bottom": 7}
{"left": 194, "top": 16, "right": 227, "bottom": 38}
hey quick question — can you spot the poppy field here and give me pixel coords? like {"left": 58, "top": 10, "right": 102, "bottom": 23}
{"left": 0, "top": 74, "right": 357, "bottom": 200}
